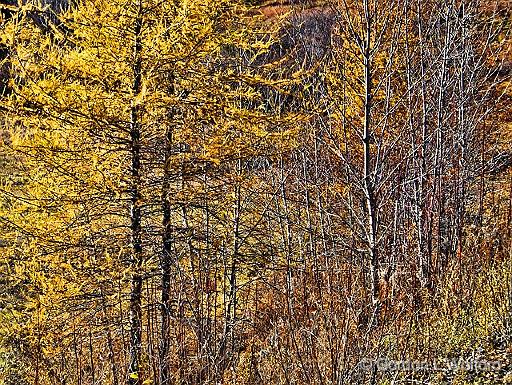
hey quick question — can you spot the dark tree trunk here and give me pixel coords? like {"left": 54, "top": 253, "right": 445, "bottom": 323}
{"left": 128, "top": 3, "right": 144, "bottom": 385}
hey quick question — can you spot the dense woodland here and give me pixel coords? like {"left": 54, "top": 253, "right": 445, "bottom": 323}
{"left": 0, "top": 0, "right": 511, "bottom": 384}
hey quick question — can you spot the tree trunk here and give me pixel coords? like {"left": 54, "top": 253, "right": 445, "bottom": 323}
{"left": 361, "top": 0, "right": 379, "bottom": 307}
{"left": 128, "top": 3, "right": 144, "bottom": 385}
{"left": 160, "top": 123, "right": 174, "bottom": 385}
